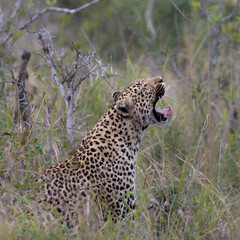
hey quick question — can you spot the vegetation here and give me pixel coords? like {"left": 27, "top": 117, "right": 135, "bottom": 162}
{"left": 0, "top": 0, "right": 239, "bottom": 239}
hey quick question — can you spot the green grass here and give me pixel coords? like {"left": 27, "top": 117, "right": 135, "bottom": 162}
{"left": 1, "top": 0, "right": 240, "bottom": 238}
{"left": 0, "top": 72, "right": 239, "bottom": 239}
{"left": 0, "top": 56, "right": 239, "bottom": 239}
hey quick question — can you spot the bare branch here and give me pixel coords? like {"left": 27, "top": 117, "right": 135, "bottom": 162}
{"left": 15, "top": 50, "right": 33, "bottom": 128}
{"left": 74, "top": 64, "right": 113, "bottom": 91}
{"left": 220, "top": 0, "right": 239, "bottom": 23}
{"left": 71, "top": 41, "right": 81, "bottom": 55}
{"left": 37, "top": 31, "right": 67, "bottom": 105}
{"left": 37, "top": 27, "right": 116, "bottom": 143}
{"left": 170, "top": 57, "right": 183, "bottom": 79}
{"left": 169, "top": 0, "right": 195, "bottom": 24}
{"left": 2, "top": 0, "right": 102, "bottom": 46}
{"left": 19, "top": 0, "right": 101, "bottom": 31}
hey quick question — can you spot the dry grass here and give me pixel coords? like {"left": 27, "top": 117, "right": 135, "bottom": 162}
{"left": 0, "top": 68, "right": 239, "bottom": 239}
{"left": 0, "top": 22, "right": 240, "bottom": 238}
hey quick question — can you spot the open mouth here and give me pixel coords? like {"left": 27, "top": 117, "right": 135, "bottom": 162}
{"left": 152, "top": 82, "right": 172, "bottom": 123}
{"left": 153, "top": 100, "right": 173, "bottom": 122}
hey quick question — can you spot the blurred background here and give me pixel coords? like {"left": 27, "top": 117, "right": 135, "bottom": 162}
{"left": 0, "top": 0, "right": 239, "bottom": 239}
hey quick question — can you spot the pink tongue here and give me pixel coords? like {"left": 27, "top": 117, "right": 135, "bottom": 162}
{"left": 155, "top": 105, "right": 173, "bottom": 117}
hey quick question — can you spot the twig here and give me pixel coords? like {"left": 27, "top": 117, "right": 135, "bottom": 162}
{"left": 170, "top": 57, "right": 183, "bottom": 79}
{"left": 161, "top": 51, "right": 183, "bottom": 79}
{"left": 71, "top": 41, "right": 81, "bottom": 55}
{"left": 2, "top": 0, "right": 102, "bottom": 46}
{"left": 74, "top": 64, "right": 112, "bottom": 91}
{"left": 37, "top": 32, "right": 67, "bottom": 105}
{"left": 102, "top": 76, "right": 115, "bottom": 91}
{"left": 168, "top": 0, "right": 195, "bottom": 24}
{"left": 220, "top": 0, "right": 239, "bottom": 23}
{"left": 37, "top": 27, "right": 116, "bottom": 143}
{"left": 0, "top": 168, "right": 51, "bottom": 183}
{"left": 20, "top": 0, "right": 101, "bottom": 30}
{"left": 0, "top": 80, "right": 24, "bottom": 86}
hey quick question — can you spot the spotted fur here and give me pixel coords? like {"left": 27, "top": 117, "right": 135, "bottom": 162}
{"left": 36, "top": 76, "right": 169, "bottom": 228}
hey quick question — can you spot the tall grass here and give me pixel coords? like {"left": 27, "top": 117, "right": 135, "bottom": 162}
{"left": 0, "top": 37, "right": 240, "bottom": 240}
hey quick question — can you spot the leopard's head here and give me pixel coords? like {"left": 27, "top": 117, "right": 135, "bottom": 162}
{"left": 113, "top": 76, "right": 172, "bottom": 128}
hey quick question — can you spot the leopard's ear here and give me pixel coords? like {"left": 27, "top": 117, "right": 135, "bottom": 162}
{"left": 113, "top": 91, "right": 122, "bottom": 102}
{"left": 115, "top": 97, "right": 134, "bottom": 117}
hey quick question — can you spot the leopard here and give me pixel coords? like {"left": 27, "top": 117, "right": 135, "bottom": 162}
{"left": 36, "top": 76, "right": 172, "bottom": 229}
